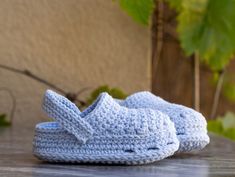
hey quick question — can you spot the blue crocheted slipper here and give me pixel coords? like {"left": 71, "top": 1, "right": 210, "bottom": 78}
{"left": 118, "top": 91, "right": 210, "bottom": 153}
{"left": 33, "top": 90, "right": 179, "bottom": 165}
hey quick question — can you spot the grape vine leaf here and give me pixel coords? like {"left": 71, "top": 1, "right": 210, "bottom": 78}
{"left": 177, "top": 0, "right": 235, "bottom": 71}
{"left": 119, "top": 0, "right": 155, "bottom": 25}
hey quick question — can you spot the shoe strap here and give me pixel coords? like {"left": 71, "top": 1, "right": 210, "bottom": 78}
{"left": 42, "top": 90, "right": 93, "bottom": 144}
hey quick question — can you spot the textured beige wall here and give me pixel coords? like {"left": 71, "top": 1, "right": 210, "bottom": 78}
{"left": 0, "top": 0, "right": 151, "bottom": 128}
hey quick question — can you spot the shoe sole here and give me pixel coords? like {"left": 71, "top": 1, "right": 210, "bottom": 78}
{"left": 177, "top": 133, "right": 210, "bottom": 153}
{"left": 33, "top": 142, "right": 179, "bottom": 165}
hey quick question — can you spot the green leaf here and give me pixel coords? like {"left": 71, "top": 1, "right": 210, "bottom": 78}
{"left": 166, "top": 0, "right": 182, "bottom": 11}
{"left": 177, "top": 0, "right": 235, "bottom": 71}
{"left": 119, "top": 0, "right": 155, "bottom": 25}
{"left": 0, "top": 114, "right": 11, "bottom": 127}
{"left": 109, "top": 88, "right": 127, "bottom": 99}
{"left": 86, "top": 85, "right": 127, "bottom": 105}
{"left": 208, "top": 111, "right": 235, "bottom": 141}
{"left": 223, "top": 82, "right": 235, "bottom": 102}
{"left": 207, "top": 119, "right": 223, "bottom": 133}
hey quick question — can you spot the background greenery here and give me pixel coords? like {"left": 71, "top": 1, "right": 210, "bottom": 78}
{"left": 86, "top": 85, "right": 127, "bottom": 105}
{"left": 208, "top": 112, "right": 235, "bottom": 140}
{"left": 117, "top": 0, "right": 235, "bottom": 140}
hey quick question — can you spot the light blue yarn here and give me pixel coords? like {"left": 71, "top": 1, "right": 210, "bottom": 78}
{"left": 33, "top": 90, "right": 179, "bottom": 165}
{"left": 117, "top": 91, "right": 210, "bottom": 152}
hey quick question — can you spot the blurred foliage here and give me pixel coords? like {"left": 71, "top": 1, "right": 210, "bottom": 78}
{"left": 117, "top": 0, "right": 235, "bottom": 71}
{"left": 208, "top": 111, "right": 235, "bottom": 140}
{"left": 0, "top": 114, "right": 11, "bottom": 127}
{"left": 223, "top": 80, "right": 235, "bottom": 102}
{"left": 167, "top": 0, "right": 182, "bottom": 11}
{"left": 86, "top": 85, "right": 128, "bottom": 105}
{"left": 210, "top": 72, "right": 235, "bottom": 103}
{"left": 175, "top": 0, "right": 235, "bottom": 71}
{"left": 118, "top": 0, "right": 154, "bottom": 25}
{"left": 211, "top": 72, "right": 219, "bottom": 84}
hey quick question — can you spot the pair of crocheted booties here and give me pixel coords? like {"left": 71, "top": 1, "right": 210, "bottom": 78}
{"left": 33, "top": 90, "right": 209, "bottom": 165}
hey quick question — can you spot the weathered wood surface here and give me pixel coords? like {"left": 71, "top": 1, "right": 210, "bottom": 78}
{"left": 0, "top": 127, "right": 235, "bottom": 177}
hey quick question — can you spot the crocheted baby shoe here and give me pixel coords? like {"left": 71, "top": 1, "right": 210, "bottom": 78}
{"left": 118, "top": 91, "right": 209, "bottom": 153}
{"left": 33, "top": 90, "right": 179, "bottom": 165}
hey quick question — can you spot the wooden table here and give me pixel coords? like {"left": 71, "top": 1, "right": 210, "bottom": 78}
{"left": 0, "top": 127, "right": 235, "bottom": 177}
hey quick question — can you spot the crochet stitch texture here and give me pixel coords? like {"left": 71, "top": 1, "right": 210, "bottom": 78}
{"left": 118, "top": 91, "right": 210, "bottom": 152}
{"left": 33, "top": 90, "right": 179, "bottom": 165}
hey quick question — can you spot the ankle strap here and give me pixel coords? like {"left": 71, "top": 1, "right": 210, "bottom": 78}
{"left": 42, "top": 90, "right": 93, "bottom": 144}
